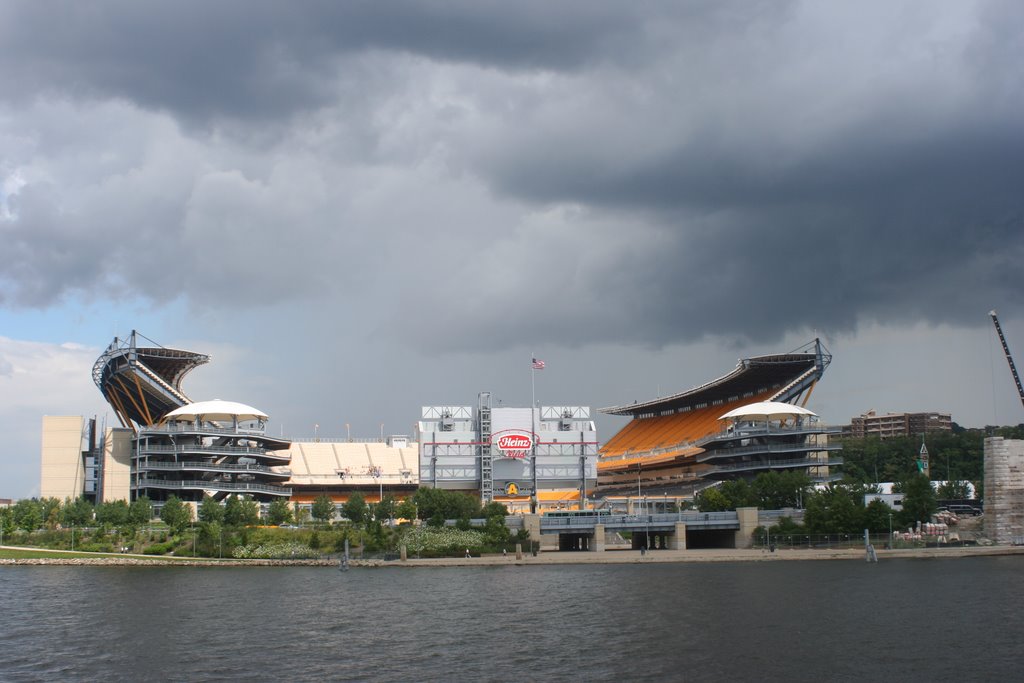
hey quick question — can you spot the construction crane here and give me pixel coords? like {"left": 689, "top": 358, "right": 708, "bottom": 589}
{"left": 990, "top": 310, "right": 1024, "bottom": 410}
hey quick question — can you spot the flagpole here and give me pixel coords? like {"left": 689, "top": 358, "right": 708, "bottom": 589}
{"left": 531, "top": 352, "right": 537, "bottom": 514}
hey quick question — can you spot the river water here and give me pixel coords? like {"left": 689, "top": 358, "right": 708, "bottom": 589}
{"left": 1, "top": 557, "right": 1021, "bottom": 682}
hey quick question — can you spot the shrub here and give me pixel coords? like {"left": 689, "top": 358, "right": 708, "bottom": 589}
{"left": 403, "top": 527, "right": 486, "bottom": 556}
{"left": 143, "top": 541, "right": 176, "bottom": 555}
{"left": 232, "top": 543, "right": 322, "bottom": 559}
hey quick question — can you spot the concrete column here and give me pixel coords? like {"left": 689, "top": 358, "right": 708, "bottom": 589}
{"left": 735, "top": 507, "right": 760, "bottom": 549}
{"left": 668, "top": 522, "right": 687, "bottom": 549}
{"left": 400, "top": 544, "right": 407, "bottom": 561}
{"left": 591, "top": 524, "right": 605, "bottom": 552}
{"left": 522, "top": 514, "right": 541, "bottom": 545}
{"left": 985, "top": 437, "right": 1024, "bottom": 544}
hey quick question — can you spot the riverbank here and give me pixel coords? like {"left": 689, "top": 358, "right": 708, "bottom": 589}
{"left": 4, "top": 543, "right": 1024, "bottom": 566}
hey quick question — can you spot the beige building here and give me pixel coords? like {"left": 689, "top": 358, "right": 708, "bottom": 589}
{"left": 283, "top": 437, "right": 419, "bottom": 509}
{"left": 847, "top": 410, "right": 952, "bottom": 439}
{"left": 40, "top": 416, "right": 89, "bottom": 500}
{"left": 41, "top": 412, "right": 417, "bottom": 509}
{"left": 40, "top": 416, "right": 133, "bottom": 503}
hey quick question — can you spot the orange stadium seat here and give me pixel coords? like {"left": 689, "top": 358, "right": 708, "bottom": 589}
{"left": 600, "top": 389, "right": 778, "bottom": 461}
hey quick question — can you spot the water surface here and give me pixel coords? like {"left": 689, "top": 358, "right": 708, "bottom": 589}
{"left": 1, "top": 557, "right": 1019, "bottom": 682}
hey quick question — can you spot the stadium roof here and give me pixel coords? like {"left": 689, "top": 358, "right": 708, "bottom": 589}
{"left": 93, "top": 330, "right": 210, "bottom": 429}
{"left": 719, "top": 401, "right": 817, "bottom": 420}
{"left": 600, "top": 338, "right": 830, "bottom": 417}
{"left": 165, "top": 399, "right": 268, "bottom": 422}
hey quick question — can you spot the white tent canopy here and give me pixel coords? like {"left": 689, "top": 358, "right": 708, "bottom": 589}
{"left": 164, "top": 399, "right": 268, "bottom": 422}
{"left": 718, "top": 401, "right": 817, "bottom": 421}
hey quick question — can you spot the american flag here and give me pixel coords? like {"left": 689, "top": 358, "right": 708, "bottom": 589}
{"left": 532, "top": 358, "right": 545, "bottom": 370}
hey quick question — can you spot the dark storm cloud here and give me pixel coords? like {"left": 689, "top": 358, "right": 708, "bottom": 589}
{"left": 0, "top": 1, "right": 757, "bottom": 125}
{"left": 423, "top": 0, "right": 1024, "bottom": 349}
{"left": 1, "top": 0, "right": 1022, "bottom": 353}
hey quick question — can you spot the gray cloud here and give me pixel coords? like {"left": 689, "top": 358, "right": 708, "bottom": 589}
{"left": 0, "top": 0, "right": 1021, "bottom": 356}
{"left": 0, "top": 1, "right": 760, "bottom": 126}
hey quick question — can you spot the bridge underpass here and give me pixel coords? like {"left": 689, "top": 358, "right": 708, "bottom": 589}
{"left": 539, "top": 508, "right": 780, "bottom": 551}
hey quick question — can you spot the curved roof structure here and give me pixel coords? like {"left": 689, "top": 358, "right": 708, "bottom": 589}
{"left": 598, "top": 339, "right": 834, "bottom": 481}
{"left": 164, "top": 399, "right": 268, "bottom": 422}
{"left": 93, "top": 330, "right": 209, "bottom": 429}
{"left": 600, "top": 338, "right": 831, "bottom": 417}
{"left": 719, "top": 402, "right": 817, "bottom": 421}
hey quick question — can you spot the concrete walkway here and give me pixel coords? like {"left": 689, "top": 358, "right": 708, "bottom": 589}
{"left": 5, "top": 544, "right": 1024, "bottom": 567}
{"left": 391, "top": 545, "right": 1024, "bottom": 567}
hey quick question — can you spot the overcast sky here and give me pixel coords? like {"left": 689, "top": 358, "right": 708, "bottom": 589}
{"left": 2, "top": 1, "right": 1023, "bottom": 499}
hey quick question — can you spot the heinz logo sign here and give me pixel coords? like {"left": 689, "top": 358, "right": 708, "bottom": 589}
{"left": 493, "top": 430, "right": 535, "bottom": 458}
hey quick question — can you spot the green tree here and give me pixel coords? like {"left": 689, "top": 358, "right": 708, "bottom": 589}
{"left": 96, "top": 500, "right": 130, "bottom": 527}
{"left": 60, "top": 497, "right": 94, "bottom": 527}
{"left": 312, "top": 494, "right": 337, "bottom": 525}
{"left": 412, "top": 488, "right": 480, "bottom": 521}
{"left": 129, "top": 496, "right": 153, "bottom": 526}
{"left": 719, "top": 479, "right": 758, "bottom": 509}
{"left": 293, "top": 503, "right": 311, "bottom": 526}
{"left": 481, "top": 501, "right": 509, "bottom": 519}
{"left": 342, "top": 492, "right": 368, "bottom": 524}
{"left": 395, "top": 498, "right": 417, "bottom": 522}
{"left": 768, "top": 516, "right": 804, "bottom": 536}
{"left": 483, "top": 514, "right": 510, "bottom": 547}
{"left": 374, "top": 495, "right": 397, "bottom": 524}
{"left": 223, "top": 495, "right": 245, "bottom": 527}
{"left": 12, "top": 499, "right": 43, "bottom": 532}
{"left": 695, "top": 487, "right": 730, "bottom": 512}
{"left": 239, "top": 496, "right": 260, "bottom": 526}
{"left": 0, "top": 506, "right": 15, "bottom": 536}
{"left": 41, "top": 497, "right": 62, "bottom": 529}
{"left": 804, "top": 485, "right": 864, "bottom": 534}
{"left": 198, "top": 495, "right": 224, "bottom": 524}
{"left": 937, "top": 480, "right": 972, "bottom": 500}
{"left": 863, "top": 499, "right": 895, "bottom": 534}
{"left": 266, "top": 498, "right": 293, "bottom": 525}
{"left": 753, "top": 471, "right": 811, "bottom": 509}
{"left": 899, "top": 474, "right": 937, "bottom": 527}
{"left": 160, "top": 496, "right": 192, "bottom": 534}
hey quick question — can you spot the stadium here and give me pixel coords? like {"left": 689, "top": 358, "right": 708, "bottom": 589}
{"left": 597, "top": 339, "right": 842, "bottom": 509}
{"left": 44, "top": 331, "right": 419, "bottom": 515}
{"left": 42, "top": 332, "right": 839, "bottom": 527}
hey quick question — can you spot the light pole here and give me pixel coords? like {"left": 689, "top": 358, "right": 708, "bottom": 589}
{"left": 636, "top": 465, "right": 642, "bottom": 515}
{"left": 644, "top": 496, "right": 649, "bottom": 551}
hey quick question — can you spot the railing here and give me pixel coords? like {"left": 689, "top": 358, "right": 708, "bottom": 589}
{"left": 758, "top": 509, "right": 805, "bottom": 524}
{"left": 539, "top": 511, "right": 740, "bottom": 531}
{"left": 296, "top": 437, "right": 393, "bottom": 444}
{"left": 136, "top": 461, "right": 290, "bottom": 476}
{"left": 135, "top": 445, "right": 289, "bottom": 459}
{"left": 697, "top": 442, "right": 842, "bottom": 462}
{"left": 141, "top": 424, "right": 276, "bottom": 438}
{"left": 136, "top": 477, "right": 292, "bottom": 496}
{"left": 704, "top": 456, "right": 845, "bottom": 474}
